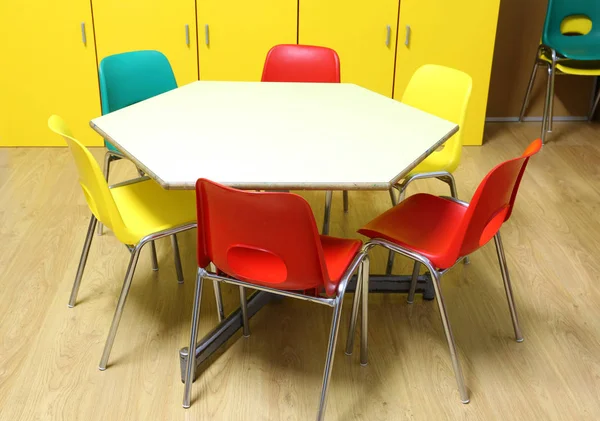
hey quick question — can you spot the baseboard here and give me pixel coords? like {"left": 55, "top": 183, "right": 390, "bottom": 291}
{"left": 486, "top": 116, "right": 588, "bottom": 123}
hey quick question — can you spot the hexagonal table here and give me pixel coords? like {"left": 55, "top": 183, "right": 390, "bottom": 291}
{"left": 90, "top": 80, "right": 458, "bottom": 382}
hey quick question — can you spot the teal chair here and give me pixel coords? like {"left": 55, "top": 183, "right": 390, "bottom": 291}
{"left": 519, "top": 0, "right": 600, "bottom": 144}
{"left": 97, "top": 50, "right": 184, "bottom": 281}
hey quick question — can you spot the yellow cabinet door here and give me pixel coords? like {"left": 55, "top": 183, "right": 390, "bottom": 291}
{"left": 197, "top": 0, "right": 297, "bottom": 81}
{"left": 394, "top": 0, "right": 501, "bottom": 145}
{"left": 299, "top": 0, "right": 399, "bottom": 97}
{"left": 0, "top": 2, "right": 101, "bottom": 146}
{"left": 92, "top": 0, "right": 198, "bottom": 86}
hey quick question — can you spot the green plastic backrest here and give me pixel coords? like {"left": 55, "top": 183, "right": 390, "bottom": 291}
{"left": 98, "top": 50, "right": 177, "bottom": 150}
{"left": 542, "top": 0, "right": 600, "bottom": 58}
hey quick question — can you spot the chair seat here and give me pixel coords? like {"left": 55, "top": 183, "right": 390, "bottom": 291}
{"left": 110, "top": 179, "right": 196, "bottom": 244}
{"left": 320, "top": 235, "right": 362, "bottom": 285}
{"left": 220, "top": 234, "right": 361, "bottom": 295}
{"left": 358, "top": 193, "right": 467, "bottom": 269}
{"left": 407, "top": 145, "right": 458, "bottom": 176}
{"left": 539, "top": 52, "right": 600, "bottom": 76}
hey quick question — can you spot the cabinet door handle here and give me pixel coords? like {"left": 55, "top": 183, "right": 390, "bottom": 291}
{"left": 185, "top": 24, "right": 190, "bottom": 46}
{"left": 405, "top": 25, "right": 411, "bottom": 46}
{"left": 205, "top": 24, "right": 209, "bottom": 46}
{"left": 386, "top": 25, "right": 391, "bottom": 47}
{"left": 80, "top": 22, "right": 87, "bottom": 45}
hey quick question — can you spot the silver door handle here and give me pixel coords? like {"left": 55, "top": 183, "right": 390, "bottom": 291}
{"left": 81, "top": 22, "right": 87, "bottom": 45}
{"left": 386, "top": 25, "right": 391, "bottom": 47}
{"left": 405, "top": 25, "right": 411, "bottom": 46}
{"left": 185, "top": 24, "right": 190, "bottom": 46}
{"left": 205, "top": 24, "right": 209, "bottom": 46}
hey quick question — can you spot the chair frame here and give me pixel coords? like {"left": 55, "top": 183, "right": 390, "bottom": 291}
{"left": 345, "top": 196, "right": 524, "bottom": 405}
{"left": 96, "top": 151, "right": 185, "bottom": 281}
{"left": 68, "top": 176, "right": 196, "bottom": 369}
{"left": 183, "top": 252, "right": 368, "bottom": 421}
{"left": 519, "top": 44, "right": 600, "bottom": 144}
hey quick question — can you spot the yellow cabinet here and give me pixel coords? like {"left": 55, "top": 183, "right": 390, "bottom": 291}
{"left": 197, "top": 0, "right": 297, "bottom": 81}
{"left": 0, "top": 2, "right": 101, "bottom": 146}
{"left": 92, "top": 0, "right": 199, "bottom": 86}
{"left": 394, "top": 0, "right": 501, "bottom": 145}
{"left": 299, "top": 0, "right": 399, "bottom": 97}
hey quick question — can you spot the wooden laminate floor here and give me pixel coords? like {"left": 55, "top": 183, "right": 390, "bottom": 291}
{"left": 1, "top": 122, "right": 599, "bottom": 421}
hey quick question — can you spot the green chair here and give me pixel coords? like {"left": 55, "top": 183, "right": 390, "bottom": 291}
{"left": 97, "top": 50, "right": 183, "bottom": 281}
{"left": 520, "top": 0, "right": 600, "bottom": 144}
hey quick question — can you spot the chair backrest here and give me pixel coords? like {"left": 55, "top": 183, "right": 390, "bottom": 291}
{"left": 450, "top": 139, "right": 542, "bottom": 262}
{"left": 196, "top": 179, "right": 339, "bottom": 296}
{"left": 99, "top": 50, "right": 177, "bottom": 114}
{"left": 543, "top": 0, "right": 600, "bottom": 47}
{"left": 261, "top": 44, "right": 340, "bottom": 83}
{"left": 401, "top": 64, "right": 473, "bottom": 173}
{"left": 48, "top": 115, "right": 135, "bottom": 245}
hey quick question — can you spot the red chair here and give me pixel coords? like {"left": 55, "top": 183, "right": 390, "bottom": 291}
{"left": 345, "top": 139, "right": 542, "bottom": 404}
{"left": 261, "top": 44, "right": 344, "bottom": 235}
{"left": 182, "top": 179, "right": 367, "bottom": 421}
{"left": 262, "top": 44, "right": 340, "bottom": 83}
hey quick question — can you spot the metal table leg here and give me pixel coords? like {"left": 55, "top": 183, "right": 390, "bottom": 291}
{"left": 178, "top": 273, "right": 434, "bottom": 382}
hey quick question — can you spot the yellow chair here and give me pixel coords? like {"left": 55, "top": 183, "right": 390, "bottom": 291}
{"left": 386, "top": 64, "right": 472, "bottom": 274}
{"left": 48, "top": 115, "right": 197, "bottom": 370}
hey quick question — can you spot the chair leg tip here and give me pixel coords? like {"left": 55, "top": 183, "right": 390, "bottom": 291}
{"left": 67, "top": 303, "right": 75, "bottom": 308}
{"left": 360, "top": 362, "right": 368, "bottom": 367}
{"left": 406, "top": 299, "right": 414, "bottom": 304}
{"left": 178, "top": 280, "right": 185, "bottom": 284}
{"left": 344, "top": 350, "right": 353, "bottom": 356}
{"left": 516, "top": 337, "right": 524, "bottom": 343}
{"left": 183, "top": 403, "right": 191, "bottom": 409}
{"left": 461, "top": 398, "right": 470, "bottom": 404}
{"left": 98, "top": 366, "right": 106, "bottom": 371}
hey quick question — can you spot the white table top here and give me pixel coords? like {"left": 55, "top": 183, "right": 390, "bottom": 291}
{"left": 90, "top": 81, "right": 458, "bottom": 190}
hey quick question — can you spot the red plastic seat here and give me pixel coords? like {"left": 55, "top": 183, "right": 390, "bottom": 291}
{"left": 183, "top": 179, "right": 366, "bottom": 421}
{"left": 347, "top": 139, "right": 543, "bottom": 404}
{"left": 261, "top": 44, "right": 345, "bottom": 236}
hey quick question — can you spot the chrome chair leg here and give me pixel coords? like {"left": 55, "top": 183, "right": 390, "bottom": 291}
{"left": 239, "top": 286, "right": 250, "bottom": 337}
{"left": 183, "top": 268, "right": 205, "bottom": 408}
{"left": 150, "top": 241, "right": 159, "bottom": 271}
{"left": 493, "top": 232, "right": 524, "bottom": 342}
{"left": 344, "top": 260, "right": 363, "bottom": 356}
{"left": 407, "top": 261, "right": 420, "bottom": 304}
{"left": 343, "top": 190, "right": 349, "bottom": 213}
{"left": 589, "top": 86, "right": 600, "bottom": 121}
{"left": 436, "top": 172, "right": 458, "bottom": 199}
{"left": 322, "top": 190, "right": 333, "bottom": 235}
{"left": 316, "top": 297, "right": 344, "bottom": 421}
{"left": 519, "top": 61, "right": 540, "bottom": 121}
{"left": 385, "top": 188, "right": 399, "bottom": 275}
{"left": 171, "top": 235, "right": 184, "bottom": 283}
{"left": 99, "top": 245, "right": 142, "bottom": 370}
{"left": 548, "top": 62, "right": 556, "bottom": 133}
{"left": 542, "top": 62, "right": 555, "bottom": 143}
{"left": 428, "top": 266, "right": 469, "bottom": 404}
{"left": 98, "top": 153, "right": 113, "bottom": 236}
{"left": 69, "top": 215, "right": 98, "bottom": 308}
{"left": 360, "top": 256, "right": 370, "bottom": 366}
{"left": 213, "top": 280, "right": 225, "bottom": 322}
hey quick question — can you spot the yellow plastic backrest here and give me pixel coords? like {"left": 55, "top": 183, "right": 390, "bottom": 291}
{"left": 401, "top": 64, "right": 473, "bottom": 173}
{"left": 48, "top": 115, "right": 132, "bottom": 244}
